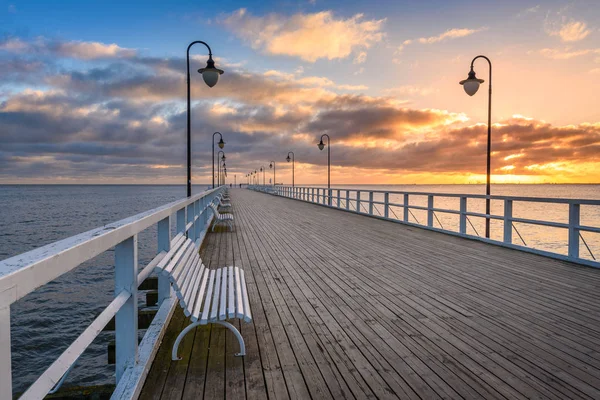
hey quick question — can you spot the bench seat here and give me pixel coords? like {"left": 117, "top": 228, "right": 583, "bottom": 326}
{"left": 154, "top": 233, "right": 251, "bottom": 359}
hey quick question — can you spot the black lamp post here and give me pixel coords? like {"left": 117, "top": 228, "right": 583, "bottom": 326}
{"left": 460, "top": 55, "right": 492, "bottom": 238}
{"left": 286, "top": 152, "right": 295, "bottom": 187}
{"left": 212, "top": 132, "right": 225, "bottom": 188}
{"left": 259, "top": 166, "right": 265, "bottom": 185}
{"left": 317, "top": 134, "right": 331, "bottom": 189}
{"left": 185, "top": 41, "right": 224, "bottom": 197}
{"left": 269, "top": 161, "right": 276, "bottom": 186}
{"left": 220, "top": 160, "right": 226, "bottom": 185}
{"left": 217, "top": 151, "right": 225, "bottom": 187}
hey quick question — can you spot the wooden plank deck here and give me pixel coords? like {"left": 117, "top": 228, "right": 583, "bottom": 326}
{"left": 140, "top": 188, "right": 600, "bottom": 399}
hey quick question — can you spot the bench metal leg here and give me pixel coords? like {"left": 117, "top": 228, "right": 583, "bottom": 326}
{"left": 172, "top": 322, "right": 201, "bottom": 360}
{"left": 172, "top": 321, "right": 246, "bottom": 360}
{"left": 214, "top": 321, "right": 245, "bottom": 356}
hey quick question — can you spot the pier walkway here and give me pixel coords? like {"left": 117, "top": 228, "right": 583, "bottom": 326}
{"left": 141, "top": 188, "right": 600, "bottom": 399}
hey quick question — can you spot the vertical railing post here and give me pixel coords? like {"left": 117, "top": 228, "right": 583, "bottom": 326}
{"left": 568, "top": 203, "right": 580, "bottom": 259}
{"left": 503, "top": 199, "right": 513, "bottom": 244}
{"left": 346, "top": 190, "right": 350, "bottom": 210}
{"left": 201, "top": 195, "right": 208, "bottom": 227}
{"left": 328, "top": 189, "right": 332, "bottom": 206}
{"left": 427, "top": 195, "right": 434, "bottom": 227}
{"left": 187, "top": 203, "right": 194, "bottom": 241}
{"left": 459, "top": 196, "right": 467, "bottom": 235}
{"left": 337, "top": 190, "right": 341, "bottom": 208}
{"left": 177, "top": 208, "right": 186, "bottom": 235}
{"left": 157, "top": 216, "right": 171, "bottom": 304}
{"left": 0, "top": 306, "right": 11, "bottom": 398}
{"left": 384, "top": 193, "right": 389, "bottom": 218}
{"left": 404, "top": 194, "right": 409, "bottom": 222}
{"left": 369, "top": 192, "right": 374, "bottom": 215}
{"left": 312, "top": 188, "right": 315, "bottom": 202}
{"left": 114, "top": 235, "right": 138, "bottom": 383}
{"left": 194, "top": 199, "right": 201, "bottom": 241}
{"left": 356, "top": 191, "right": 361, "bottom": 213}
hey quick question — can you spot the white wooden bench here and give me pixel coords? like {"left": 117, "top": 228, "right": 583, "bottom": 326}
{"left": 154, "top": 235, "right": 251, "bottom": 359}
{"left": 216, "top": 194, "right": 232, "bottom": 209}
{"left": 209, "top": 203, "right": 234, "bottom": 231}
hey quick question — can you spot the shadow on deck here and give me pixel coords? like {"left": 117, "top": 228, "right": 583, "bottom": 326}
{"left": 141, "top": 188, "right": 600, "bottom": 400}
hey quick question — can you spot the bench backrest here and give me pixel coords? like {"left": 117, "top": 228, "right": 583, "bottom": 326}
{"left": 209, "top": 203, "right": 220, "bottom": 217}
{"left": 153, "top": 236, "right": 203, "bottom": 315}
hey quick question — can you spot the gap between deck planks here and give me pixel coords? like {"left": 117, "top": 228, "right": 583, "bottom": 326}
{"left": 140, "top": 188, "right": 600, "bottom": 400}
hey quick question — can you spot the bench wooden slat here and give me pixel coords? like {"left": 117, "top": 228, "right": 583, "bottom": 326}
{"left": 219, "top": 267, "right": 227, "bottom": 320}
{"left": 200, "top": 270, "right": 216, "bottom": 324}
{"left": 184, "top": 262, "right": 205, "bottom": 317}
{"left": 235, "top": 267, "right": 244, "bottom": 319}
{"left": 180, "top": 255, "right": 202, "bottom": 309}
{"left": 170, "top": 244, "right": 196, "bottom": 292}
{"left": 191, "top": 269, "right": 210, "bottom": 322}
{"left": 155, "top": 233, "right": 185, "bottom": 271}
{"left": 209, "top": 268, "right": 222, "bottom": 322}
{"left": 227, "top": 266, "right": 235, "bottom": 319}
{"left": 171, "top": 244, "right": 196, "bottom": 290}
{"left": 162, "top": 239, "right": 193, "bottom": 276}
{"left": 240, "top": 269, "right": 251, "bottom": 323}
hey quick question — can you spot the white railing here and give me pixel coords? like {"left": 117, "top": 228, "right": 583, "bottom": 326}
{"left": 0, "top": 186, "right": 224, "bottom": 399}
{"left": 256, "top": 185, "right": 600, "bottom": 269}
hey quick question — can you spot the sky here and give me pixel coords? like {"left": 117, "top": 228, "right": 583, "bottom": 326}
{"left": 0, "top": 0, "right": 599, "bottom": 185}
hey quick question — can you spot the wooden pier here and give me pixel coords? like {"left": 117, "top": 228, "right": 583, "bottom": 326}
{"left": 141, "top": 188, "right": 600, "bottom": 399}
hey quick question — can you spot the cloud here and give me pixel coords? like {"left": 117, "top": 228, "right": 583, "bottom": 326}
{"left": 0, "top": 42, "right": 598, "bottom": 184}
{"left": 538, "top": 48, "right": 600, "bottom": 59}
{"left": 0, "top": 37, "right": 136, "bottom": 59}
{"left": 383, "top": 85, "right": 438, "bottom": 97}
{"left": 418, "top": 27, "right": 488, "bottom": 44}
{"left": 220, "top": 9, "right": 385, "bottom": 62}
{"left": 545, "top": 17, "right": 592, "bottom": 42}
{"left": 398, "top": 27, "right": 487, "bottom": 52}
{"left": 54, "top": 41, "right": 136, "bottom": 60}
{"left": 517, "top": 5, "right": 540, "bottom": 17}
{"left": 353, "top": 51, "right": 367, "bottom": 64}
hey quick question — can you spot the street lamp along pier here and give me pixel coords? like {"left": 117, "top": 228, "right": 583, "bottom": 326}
{"left": 460, "top": 55, "right": 492, "bottom": 238}
{"left": 186, "top": 40, "right": 224, "bottom": 196}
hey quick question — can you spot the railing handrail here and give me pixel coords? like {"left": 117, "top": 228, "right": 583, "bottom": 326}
{"left": 0, "top": 187, "right": 221, "bottom": 307}
{"left": 275, "top": 185, "right": 600, "bottom": 205}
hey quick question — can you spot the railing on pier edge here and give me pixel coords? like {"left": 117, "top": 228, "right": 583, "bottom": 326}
{"left": 249, "top": 185, "right": 600, "bottom": 269}
{"left": 0, "top": 186, "right": 225, "bottom": 399}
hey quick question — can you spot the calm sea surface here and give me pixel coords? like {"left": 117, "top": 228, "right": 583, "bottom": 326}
{"left": 1, "top": 184, "right": 599, "bottom": 394}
